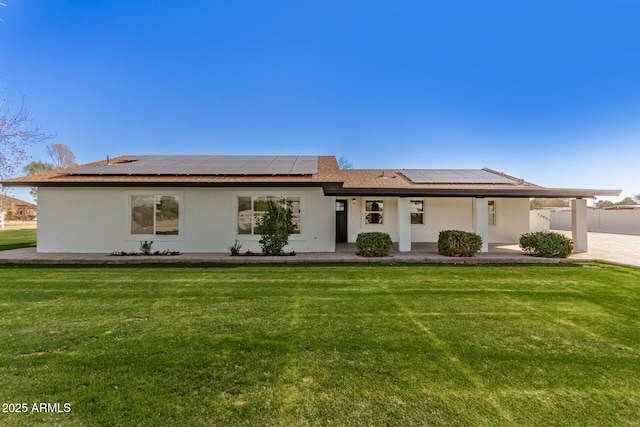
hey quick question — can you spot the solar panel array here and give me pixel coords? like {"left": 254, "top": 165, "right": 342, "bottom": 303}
{"left": 400, "top": 169, "right": 516, "bottom": 184}
{"left": 64, "top": 155, "right": 319, "bottom": 176}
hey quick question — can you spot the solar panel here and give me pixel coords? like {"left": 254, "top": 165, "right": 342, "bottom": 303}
{"left": 64, "top": 155, "right": 319, "bottom": 176}
{"left": 400, "top": 169, "right": 516, "bottom": 184}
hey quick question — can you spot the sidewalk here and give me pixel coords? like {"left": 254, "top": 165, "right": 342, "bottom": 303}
{"left": 0, "top": 233, "right": 637, "bottom": 268}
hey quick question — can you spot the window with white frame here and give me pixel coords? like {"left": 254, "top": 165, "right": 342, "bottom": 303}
{"left": 410, "top": 200, "right": 424, "bottom": 225}
{"left": 130, "top": 195, "right": 180, "bottom": 235}
{"left": 237, "top": 195, "right": 301, "bottom": 235}
{"left": 488, "top": 200, "right": 496, "bottom": 225}
{"left": 364, "top": 200, "right": 384, "bottom": 225}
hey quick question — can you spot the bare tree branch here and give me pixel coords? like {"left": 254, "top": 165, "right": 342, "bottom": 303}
{"left": 338, "top": 156, "right": 353, "bottom": 169}
{"left": 0, "top": 95, "right": 55, "bottom": 181}
{"left": 46, "top": 143, "right": 76, "bottom": 169}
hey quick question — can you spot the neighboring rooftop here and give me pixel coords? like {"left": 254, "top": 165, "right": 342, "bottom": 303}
{"left": 0, "top": 194, "right": 37, "bottom": 209}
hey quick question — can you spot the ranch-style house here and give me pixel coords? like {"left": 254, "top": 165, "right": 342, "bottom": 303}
{"left": 1, "top": 155, "right": 620, "bottom": 254}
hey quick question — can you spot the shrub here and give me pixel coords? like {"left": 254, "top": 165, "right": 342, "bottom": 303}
{"left": 139, "top": 241, "right": 154, "bottom": 255}
{"left": 255, "top": 198, "right": 296, "bottom": 256}
{"left": 110, "top": 247, "right": 180, "bottom": 256}
{"left": 228, "top": 240, "right": 243, "bottom": 256}
{"left": 356, "top": 232, "right": 393, "bottom": 257}
{"left": 438, "top": 230, "right": 482, "bottom": 257}
{"left": 519, "top": 231, "right": 573, "bottom": 258}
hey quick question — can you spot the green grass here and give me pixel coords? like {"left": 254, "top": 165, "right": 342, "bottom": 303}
{"left": 0, "top": 228, "right": 37, "bottom": 251}
{"left": 0, "top": 264, "right": 639, "bottom": 426}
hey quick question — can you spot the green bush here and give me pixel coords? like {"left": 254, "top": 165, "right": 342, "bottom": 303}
{"left": 356, "top": 232, "right": 393, "bottom": 257}
{"left": 519, "top": 231, "right": 573, "bottom": 258}
{"left": 255, "top": 198, "right": 296, "bottom": 256}
{"left": 438, "top": 230, "right": 483, "bottom": 257}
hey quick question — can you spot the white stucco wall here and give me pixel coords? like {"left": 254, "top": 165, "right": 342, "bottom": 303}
{"left": 530, "top": 209, "right": 552, "bottom": 232}
{"left": 487, "top": 198, "right": 530, "bottom": 242}
{"left": 347, "top": 197, "right": 399, "bottom": 242}
{"left": 38, "top": 187, "right": 125, "bottom": 252}
{"left": 410, "top": 198, "right": 473, "bottom": 242}
{"left": 551, "top": 208, "right": 640, "bottom": 235}
{"left": 37, "top": 188, "right": 533, "bottom": 252}
{"left": 37, "top": 187, "right": 335, "bottom": 253}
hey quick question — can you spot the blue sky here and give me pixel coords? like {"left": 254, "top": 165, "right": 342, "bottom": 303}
{"left": 2, "top": 0, "right": 638, "bottom": 202}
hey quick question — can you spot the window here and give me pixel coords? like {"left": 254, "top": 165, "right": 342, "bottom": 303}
{"left": 410, "top": 200, "right": 424, "bottom": 225}
{"left": 131, "top": 195, "right": 180, "bottom": 235}
{"left": 488, "top": 200, "right": 496, "bottom": 225}
{"left": 237, "top": 196, "right": 301, "bottom": 235}
{"left": 364, "top": 200, "right": 384, "bottom": 225}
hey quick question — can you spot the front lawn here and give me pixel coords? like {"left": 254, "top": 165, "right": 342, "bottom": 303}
{"left": 1, "top": 264, "right": 639, "bottom": 426}
{"left": 0, "top": 228, "right": 37, "bottom": 251}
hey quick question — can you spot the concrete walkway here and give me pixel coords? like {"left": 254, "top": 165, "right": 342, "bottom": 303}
{"left": 0, "top": 232, "right": 637, "bottom": 268}
{"left": 559, "top": 231, "right": 640, "bottom": 269}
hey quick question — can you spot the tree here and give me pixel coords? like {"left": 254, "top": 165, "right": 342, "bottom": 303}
{"left": 23, "top": 143, "right": 76, "bottom": 174}
{"left": 596, "top": 196, "right": 638, "bottom": 209}
{"left": 596, "top": 199, "right": 614, "bottom": 209}
{"left": 22, "top": 160, "right": 54, "bottom": 201}
{"left": 21, "top": 143, "right": 76, "bottom": 201}
{"left": 338, "top": 156, "right": 353, "bottom": 169}
{"left": 530, "top": 198, "right": 569, "bottom": 209}
{"left": 255, "top": 198, "right": 296, "bottom": 255}
{"left": 633, "top": 194, "right": 640, "bottom": 203}
{"left": 0, "top": 92, "right": 54, "bottom": 183}
{"left": 22, "top": 160, "right": 54, "bottom": 175}
{"left": 47, "top": 143, "right": 76, "bottom": 168}
{"left": 616, "top": 197, "right": 638, "bottom": 206}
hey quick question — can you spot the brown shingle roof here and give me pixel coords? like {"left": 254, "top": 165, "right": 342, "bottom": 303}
{"left": 1, "top": 155, "right": 343, "bottom": 186}
{"left": 337, "top": 168, "right": 540, "bottom": 190}
{"left": 0, "top": 194, "right": 37, "bottom": 209}
{"left": 0, "top": 154, "right": 620, "bottom": 198}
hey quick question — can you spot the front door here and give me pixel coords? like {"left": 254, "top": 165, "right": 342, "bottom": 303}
{"left": 335, "top": 200, "right": 348, "bottom": 243}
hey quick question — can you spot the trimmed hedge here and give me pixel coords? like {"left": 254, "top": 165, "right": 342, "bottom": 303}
{"left": 519, "top": 231, "right": 574, "bottom": 258}
{"left": 356, "top": 232, "right": 393, "bottom": 257}
{"left": 438, "top": 230, "right": 483, "bottom": 257}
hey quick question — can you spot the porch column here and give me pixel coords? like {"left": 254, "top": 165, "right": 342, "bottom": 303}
{"left": 571, "top": 198, "right": 588, "bottom": 253}
{"left": 473, "top": 197, "right": 489, "bottom": 252}
{"left": 397, "top": 197, "right": 412, "bottom": 252}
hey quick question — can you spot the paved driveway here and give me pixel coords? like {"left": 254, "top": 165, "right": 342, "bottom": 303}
{"left": 565, "top": 232, "right": 640, "bottom": 269}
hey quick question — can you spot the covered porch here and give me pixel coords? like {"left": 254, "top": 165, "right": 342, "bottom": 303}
{"left": 396, "top": 197, "right": 592, "bottom": 254}
{"left": 324, "top": 167, "right": 619, "bottom": 255}
{"left": 331, "top": 193, "right": 618, "bottom": 255}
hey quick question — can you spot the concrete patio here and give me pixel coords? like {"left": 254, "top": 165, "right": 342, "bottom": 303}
{"left": 1, "top": 232, "right": 637, "bottom": 268}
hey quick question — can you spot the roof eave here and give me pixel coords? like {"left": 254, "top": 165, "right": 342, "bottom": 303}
{"left": 1, "top": 180, "right": 340, "bottom": 188}
{"left": 322, "top": 187, "right": 622, "bottom": 198}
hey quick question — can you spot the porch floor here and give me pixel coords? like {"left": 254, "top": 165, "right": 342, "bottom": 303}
{"left": 0, "top": 242, "right": 573, "bottom": 265}
{"left": 2, "top": 233, "right": 638, "bottom": 268}
{"left": 334, "top": 242, "right": 522, "bottom": 254}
